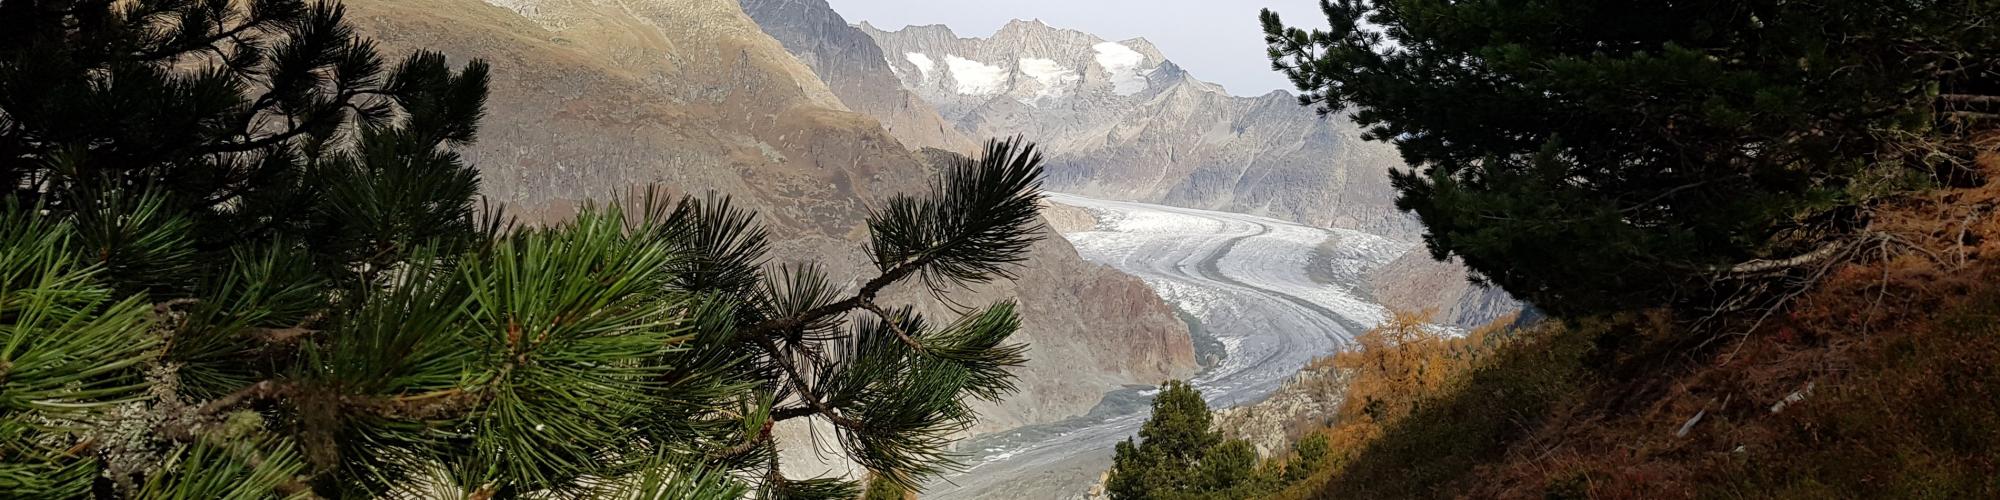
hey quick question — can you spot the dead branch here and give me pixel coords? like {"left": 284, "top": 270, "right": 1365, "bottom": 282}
{"left": 1941, "top": 94, "right": 2000, "bottom": 106}
{"left": 1946, "top": 111, "right": 2000, "bottom": 122}
{"left": 1719, "top": 242, "right": 1845, "bottom": 276}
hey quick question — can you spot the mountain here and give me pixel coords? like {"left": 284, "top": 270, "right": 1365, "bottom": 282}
{"left": 739, "top": 0, "right": 975, "bottom": 152}
{"left": 337, "top": 0, "right": 1196, "bottom": 475}
{"left": 857, "top": 19, "right": 1420, "bottom": 236}
{"left": 837, "top": 16, "right": 1518, "bottom": 327}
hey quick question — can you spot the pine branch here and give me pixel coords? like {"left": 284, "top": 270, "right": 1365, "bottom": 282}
{"left": 738, "top": 137, "right": 1045, "bottom": 341}
{"left": 733, "top": 250, "right": 915, "bottom": 341}
{"left": 705, "top": 420, "right": 774, "bottom": 461}
{"left": 769, "top": 406, "right": 818, "bottom": 422}
{"left": 859, "top": 300, "right": 927, "bottom": 353}
{"left": 756, "top": 337, "right": 866, "bottom": 431}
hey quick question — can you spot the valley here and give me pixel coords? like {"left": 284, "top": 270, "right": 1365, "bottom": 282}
{"left": 926, "top": 194, "right": 1410, "bottom": 499}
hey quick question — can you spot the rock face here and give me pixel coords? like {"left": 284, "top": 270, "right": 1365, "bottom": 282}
{"left": 738, "top": 0, "right": 974, "bottom": 152}
{"left": 1214, "top": 362, "right": 1348, "bottom": 458}
{"left": 858, "top": 19, "right": 1418, "bottom": 236}
{"left": 1366, "top": 251, "right": 1521, "bottom": 329}
{"left": 338, "top": 0, "right": 1196, "bottom": 474}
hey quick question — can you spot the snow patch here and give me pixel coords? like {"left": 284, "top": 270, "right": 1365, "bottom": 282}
{"left": 903, "top": 52, "right": 935, "bottom": 80}
{"left": 944, "top": 55, "right": 1006, "bottom": 95}
{"left": 1093, "top": 42, "right": 1150, "bottom": 96}
{"left": 1017, "top": 58, "right": 1079, "bottom": 103}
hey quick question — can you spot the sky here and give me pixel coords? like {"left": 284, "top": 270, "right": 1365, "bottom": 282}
{"left": 824, "top": 0, "right": 1326, "bottom": 97}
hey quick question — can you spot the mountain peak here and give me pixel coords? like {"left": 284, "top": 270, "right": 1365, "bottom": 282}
{"left": 1003, "top": 18, "right": 1050, "bottom": 30}
{"left": 860, "top": 21, "right": 959, "bottom": 40}
{"left": 992, "top": 17, "right": 1087, "bottom": 42}
{"left": 1115, "top": 37, "right": 1166, "bottom": 63}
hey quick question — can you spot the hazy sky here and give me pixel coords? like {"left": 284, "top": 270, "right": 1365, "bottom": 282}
{"left": 825, "top": 0, "right": 1326, "bottom": 96}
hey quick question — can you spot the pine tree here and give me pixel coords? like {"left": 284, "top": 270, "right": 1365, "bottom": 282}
{"left": 2, "top": 1, "right": 1043, "bottom": 497}
{"left": 1106, "top": 381, "right": 1264, "bottom": 500}
{"left": 1263, "top": 0, "right": 2000, "bottom": 317}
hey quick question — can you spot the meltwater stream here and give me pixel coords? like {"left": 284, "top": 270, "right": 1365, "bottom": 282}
{"left": 925, "top": 193, "right": 1413, "bottom": 499}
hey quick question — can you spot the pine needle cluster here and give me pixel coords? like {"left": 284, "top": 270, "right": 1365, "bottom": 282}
{"left": 1, "top": 1, "right": 1043, "bottom": 497}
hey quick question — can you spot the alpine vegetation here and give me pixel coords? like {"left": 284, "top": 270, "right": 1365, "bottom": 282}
{"left": 0, "top": 0, "right": 1043, "bottom": 497}
{"left": 1263, "top": 0, "right": 2000, "bottom": 318}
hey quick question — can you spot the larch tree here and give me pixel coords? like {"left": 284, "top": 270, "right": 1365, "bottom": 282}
{"left": 0, "top": 0, "right": 1041, "bottom": 498}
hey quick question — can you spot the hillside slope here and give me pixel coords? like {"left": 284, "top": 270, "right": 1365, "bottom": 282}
{"left": 1274, "top": 145, "right": 2000, "bottom": 499}
{"left": 337, "top": 0, "right": 1197, "bottom": 472}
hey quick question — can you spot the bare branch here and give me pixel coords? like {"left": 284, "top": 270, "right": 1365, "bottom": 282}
{"left": 1719, "top": 242, "right": 1845, "bottom": 276}
{"left": 1945, "top": 111, "right": 2000, "bottom": 122}
{"left": 1941, "top": 93, "right": 2000, "bottom": 106}
{"left": 198, "top": 379, "right": 293, "bottom": 416}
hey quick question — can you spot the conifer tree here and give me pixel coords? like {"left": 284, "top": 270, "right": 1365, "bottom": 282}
{"left": 1, "top": 1, "right": 1042, "bottom": 497}
{"left": 1263, "top": 0, "right": 2000, "bottom": 316}
{"left": 1106, "top": 381, "right": 1264, "bottom": 500}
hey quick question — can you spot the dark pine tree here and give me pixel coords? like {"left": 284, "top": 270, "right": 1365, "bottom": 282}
{"left": 1263, "top": 0, "right": 2000, "bottom": 317}
{"left": 1, "top": 1, "right": 1044, "bottom": 498}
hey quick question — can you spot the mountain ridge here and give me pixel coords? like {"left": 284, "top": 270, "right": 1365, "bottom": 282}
{"left": 857, "top": 18, "right": 1422, "bottom": 237}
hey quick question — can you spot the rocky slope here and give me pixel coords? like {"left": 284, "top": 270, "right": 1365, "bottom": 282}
{"left": 738, "top": 0, "right": 974, "bottom": 152}
{"left": 858, "top": 19, "right": 1418, "bottom": 236}
{"left": 338, "top": 0, "right": 1196, "bottom": 475}
{"left": 1366, "top": 251, "right": 1521, "bottom": 329}
{"left": 1214, "top": 363, "right": 1348, "bottom": 458}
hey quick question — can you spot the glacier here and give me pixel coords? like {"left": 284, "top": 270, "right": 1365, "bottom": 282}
{"left": 925, "top": 193, "right": 1413, "bottom": 499}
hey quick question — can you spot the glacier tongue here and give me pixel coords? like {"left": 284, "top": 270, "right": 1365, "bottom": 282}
{"left": 924, "top": 193, "right": 1414, "bottom": 500}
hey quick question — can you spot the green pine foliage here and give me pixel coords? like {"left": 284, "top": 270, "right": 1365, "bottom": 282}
{"left": 859, "top": 473, "right": 908, "bottom": 500}
{"left": 1103, "top": 383, "right": 1407, "bottom": 499}
{"left": 1106, "top": 381, "right": 1273, "bottom": 500}
{"left": 1, "top": 1, "right": 1044, "bottom": 498}
{"left": 1262, "top": 0, "right": 2000, "bottom": 317}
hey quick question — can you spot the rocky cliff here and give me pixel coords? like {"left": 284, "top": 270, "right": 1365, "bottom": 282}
{"left": 338, "top": 0, "right": 1196, "bottom": 471}
{"left": 738, "top": 0, "right": 974, "bottom": 152}
{"left": 858, "top": 19, "right": 1419, "bottom": 237}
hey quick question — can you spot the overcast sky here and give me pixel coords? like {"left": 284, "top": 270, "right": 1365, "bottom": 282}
{"left": 824, "top": 0, "right": 1326, "bottom": 96}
